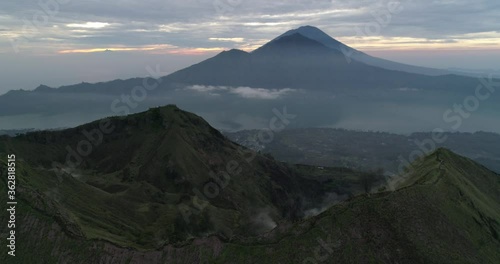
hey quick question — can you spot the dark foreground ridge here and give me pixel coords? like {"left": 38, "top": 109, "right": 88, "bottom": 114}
{"left": 0, "top": 107, "right": 499, "bottom": 263}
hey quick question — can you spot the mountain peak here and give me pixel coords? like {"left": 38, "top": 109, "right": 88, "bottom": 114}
{"left": 208, "top": 48, "right": 250, "bottom": 62}
{"left": 118, "top": 104, "right": 219, "bottom": 133}
{"left": 6, "top": 105, "right": 332, "bottom": 249}
{"left": 35, "top": 84, "right": 54, "bottom": 92}
{"left": 253, "top": 32, "right": 333, "bottom": 56}
{"left": 221, "top": 48, "right": 249, "bottom": 56}
{"left": 280, "top": 25, "right": 328, "bottom": 36}
{"left": 394, "top": 147, "right": 499, "bottom": 191}
{"left": 295, "top": 25, "right": 328, "bottom": 34}
{"left": 276, "top": 26, "right": 447, "bottom": 76}
{"left": 226, "top": 48, "right": 247, "bottom": 53}
{"left": 275, "top": 25, "right": 351, "bottom": 52}
{"left": 272, "top": 32, "right": 325, "bottom": 46}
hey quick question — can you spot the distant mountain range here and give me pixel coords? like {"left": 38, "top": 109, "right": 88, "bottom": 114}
{"left": 165, "top": 27, "right": 477, "bottom": 91}
{"left": 0, "top": 26, "right": 499, "bottom": 132}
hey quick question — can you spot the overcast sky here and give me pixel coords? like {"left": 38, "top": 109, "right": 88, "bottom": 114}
{"left": 1, "top": 0, "right": 500, "bottom": 94}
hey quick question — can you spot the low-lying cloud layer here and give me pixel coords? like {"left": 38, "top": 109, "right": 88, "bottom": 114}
{"left": 185, "top": 85, "right": 297, "bottom": 99}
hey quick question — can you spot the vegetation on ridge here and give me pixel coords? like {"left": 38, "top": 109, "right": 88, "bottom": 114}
{"left": 0, "top": 107, "right": 498, "bottom": 263}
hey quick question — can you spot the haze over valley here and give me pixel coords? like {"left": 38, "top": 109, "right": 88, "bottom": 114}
{"left": 1, "top": 26, "right": 499, "bottom": 134}
{"left": 1, "top": 1, "right": 500, "bottom": 263}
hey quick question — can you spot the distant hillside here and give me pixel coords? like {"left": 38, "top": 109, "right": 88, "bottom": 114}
{"left": 209, "top": 149, "right": 500, "bottom": 263}
{"left": 1, "top": 139, "right": 499, "bottom": 263}
{"left": 226, "top": 128, "right": 500, "bottom": 173}
{"left": 0, "top": 129, "right": 36, "bottom": 137}
{"left": 165, "top": 31, "right": 478, "bottom": 92}
{"left": 0, "top": 105, "right": 379, "bottom": 262}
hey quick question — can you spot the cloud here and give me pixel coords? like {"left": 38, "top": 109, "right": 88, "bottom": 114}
{"left": 397, "top": 87, "right": 421, "bottom": 92}
{"left": 57, "top": 44, "right": 178, "bottom": 54}
{"left": 251, "top": 208, "right": 277, "bottom": 233}
{"left": 185, "top": 85, "right": 229, "bottom": 92}
{"left": 0, "top": 0, "right": 499, "bottom": 95}
{"left": 185, "top": 85, "right": 296, "bottom": 99}
{"left": 2, "top": 0, "right": 500, "bottom": 54}
{"left": 230, "top": 87, "right": 296, "bottom": 99}
{"left": 209, "top": 37, "right": 245, "bottom": 43}
{"left": 66, "top": 22, "right": 111, "bottom": 29}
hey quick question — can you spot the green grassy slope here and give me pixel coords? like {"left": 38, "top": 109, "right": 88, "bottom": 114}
{"left": 0, "top": 106, "right": 498, "bottom": 263}
{"left": 0, "top": 105, "right": 344, "bottom": 252}
{"left": 212, "top": 148, "right": 500, "bottom": 263}
{"left": 2, "top": 148, "right": 498, "bottom": 263}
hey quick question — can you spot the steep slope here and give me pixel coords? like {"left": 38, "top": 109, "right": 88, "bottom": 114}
{"left": 213, "top": 148, "right": 500, "bottom": 263}
{"left": 278, "top": 25, "right": 451, "bottom": 76}
{"left": 0, "top": 105, "right": 335, "bottom": 253}
{"left": 2, "top": 145, "right": 498, "bottom": 263}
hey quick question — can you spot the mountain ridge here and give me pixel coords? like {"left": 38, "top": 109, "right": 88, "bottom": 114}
{"left": 0, "top": 25, "right": 499, "bottom": 134}
{"left": 0, "top": 105, "right": 347, "bottom": 250}
{"left": 0, "top": 25, "right": 462, "bottom": 95}
{"left": 2, "top": 133, "right": 499, "bottom": 263}
{"left": 278, "top": 25, "right": 451, "bottom": 76}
